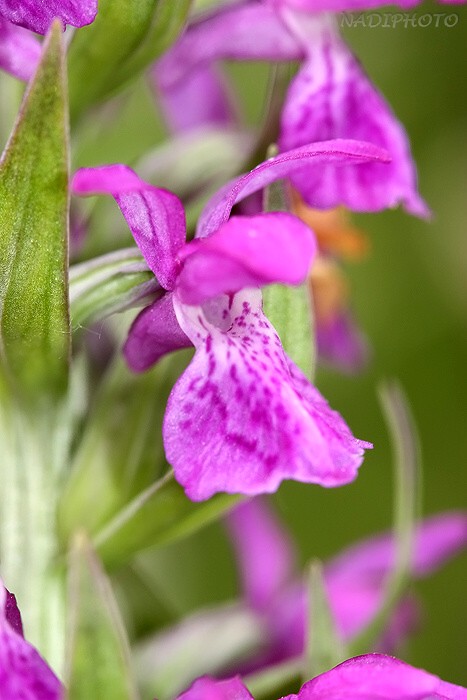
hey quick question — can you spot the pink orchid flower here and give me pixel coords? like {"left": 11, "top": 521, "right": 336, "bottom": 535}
{"left": 156, "top": 0, "right": 430, "bottom": 216}
{"left": 72, "top": 140, "right": 386, "bottom": 499}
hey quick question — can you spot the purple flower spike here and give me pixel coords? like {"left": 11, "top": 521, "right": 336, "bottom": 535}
{"left": 0, "top": 0, "right": 97, "bottom": 34}
{"left": 279, "top": 19, "right": 429, "bottom": 217}
{"left": 0, "top": 18, "right": 41, "bottom": 81}
{"left": 0, "top": 582, "right": 62, "bottom": 698}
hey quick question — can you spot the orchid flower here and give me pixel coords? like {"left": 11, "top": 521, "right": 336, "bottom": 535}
{"left": 72, "top": 139, "right": 388, "bottom": 500}
{"left": 0, "top": 0, "right": 97, "bottom": 81}
{"left": 225, "top": 501, "right": 467, "bottom": 667}
{"left": 0, "top": 581, "right": 62, "bottom": 698}
{"left": 177, "top": 654, "right": 467, "bottom": 700}
{"left": 156, "top": 0, "right": 429, "bottom": 216}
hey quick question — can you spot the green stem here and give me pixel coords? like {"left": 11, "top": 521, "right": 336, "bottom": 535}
{"left": 0, "top": 396, "right": 69, "bottom": 674}
{"left": 349, "top": 380, "right": 421, "bottom": 655}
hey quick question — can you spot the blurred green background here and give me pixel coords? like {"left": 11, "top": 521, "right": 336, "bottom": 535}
{"left": 70, "top": 0, "right": 467, "bottom": 688}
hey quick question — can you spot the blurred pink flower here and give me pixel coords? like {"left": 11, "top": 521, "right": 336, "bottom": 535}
{"left": 225, "top": 500, "right": 467, "bottom": 667}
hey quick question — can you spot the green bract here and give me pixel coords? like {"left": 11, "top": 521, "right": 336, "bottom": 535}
{"left": 68, "top": 0, "right": 192, "bottom": 122}
{"left": 0, "top": 22, "right": 70, "bottom": 402}
{"left": 66, "top": 533, "right": 140, "bottom": 699}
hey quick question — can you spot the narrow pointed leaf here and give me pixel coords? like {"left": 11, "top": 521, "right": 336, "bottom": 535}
{"left": 66, "top": 533, "right": 139, "bottom": 700}
{"left": 0, "top": 23, "right": 70, "bottom": 400}
{"left": 305, "top": 559, "right": 346, "bottom": 679}
{"left": 68, "top": 0, "right": 191, "bottom": 122}
{"left": 70, "top": 248, "right": 158, "bottom": 327}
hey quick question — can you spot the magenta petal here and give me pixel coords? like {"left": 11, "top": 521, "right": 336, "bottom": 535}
{"left": 292, "top": 654, "right": 467, "bottom": 700}
{"left": 178, "top": 675, "right": 253, "bottom": 700}
{"left": 198, "top": 139, "right": 390, "bottom": 238}
{"left": 157, "top": 2, "right": 302, "bottom": 90}
{"left": 153, "top": 62, "right": 237, "bottom": 134}
{"left": 0, "top": 0, "right": 97, "bottom": 33}
{"left": 326, "top": 511, "right": 467, "bottom": 584}
{"left": 287, "top": 360, "right": 373, "bottom": 465}
{"left": 177, "top": 213, "right": 317, "bottom": 304}
{"left": 123, "top": 292, "right": 192, "bottom": 372}
{"left": 4, "top": 589, "right": 23, "bottom": 637}
{"left": 0, "top": 18, "right": 41, "bottom": 81}
{"left": 72, "top": 165, "right": 186, "bottom": 290}
{"left": 279, "top": 30, "right": 429, "bottom": 217}
{"left": 163, "top": 290, "right": 370, "bottom": 501}
{"left": 226, "top": 500, "right": 296, "bottom": 612}
{"left": 0, "top": 585, "right": 62, "bottom": 698}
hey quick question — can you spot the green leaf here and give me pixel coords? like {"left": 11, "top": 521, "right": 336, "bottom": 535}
{"left": 68, "top": 0, "right": 191, "bottom": 122}
{"left": 70, "top": 248, "right": 156, "bottom": 327}
{"left": 304, "top": 559, "right": 346, "bottom": 679}
{"left": 349, "top": 381, "right": 421, "bottom": 655}
{"left": 262, "top": 283, "right": 315, "bottom": 380}
{"left": 66, "top": 533, "right": 139, "bottom": 700}
{"left": 0, "top": 22, "right": 70, "bottom": 400}
{"left": 93, "top": 471, "right": 240, "bottom": 568}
